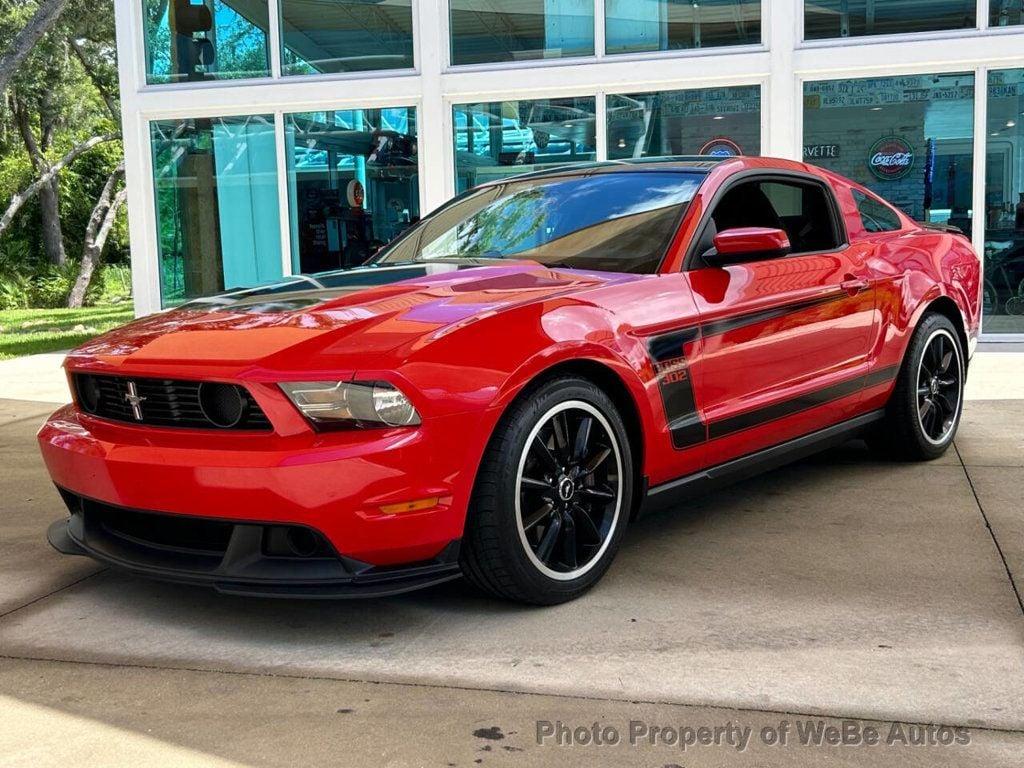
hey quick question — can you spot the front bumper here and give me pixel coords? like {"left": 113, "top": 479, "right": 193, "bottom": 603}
{"left": 38, "top": 404, "right": 491, "bottom": 568}
{"left": 47, "top": 491, "right": 461, "bottom": 598}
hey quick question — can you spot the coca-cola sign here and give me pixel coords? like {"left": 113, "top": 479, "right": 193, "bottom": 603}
{"left": 699, "top": 137, "right": 742, "bottom": 157}
{"left": 868, "top": 136, "right": 914, "bottom": 181}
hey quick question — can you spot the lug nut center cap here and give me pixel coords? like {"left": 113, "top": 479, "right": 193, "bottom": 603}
{"left": 557, "top": 476, "right": 575, "bottom": 502}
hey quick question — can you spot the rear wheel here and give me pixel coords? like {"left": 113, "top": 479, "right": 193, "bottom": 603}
{"left": 870, "top": 313, "right": 965, "bottom": 461}
{"left": 460, "top": 377, "right": 632, "bottom": 605}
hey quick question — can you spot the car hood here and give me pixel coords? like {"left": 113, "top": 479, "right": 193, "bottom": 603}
{"left": 67, "top": 261, "right": 642, "bottom": 371}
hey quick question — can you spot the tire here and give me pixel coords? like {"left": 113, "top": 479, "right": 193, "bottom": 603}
{"left": 460, "top": 376, "right": 633, "bottom": 605}
{"left": 870, "top": 313, "right": 965, "bottom": 461}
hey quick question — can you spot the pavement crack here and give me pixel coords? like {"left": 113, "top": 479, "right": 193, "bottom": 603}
{"left": 0, "top": 568, "right": 105, "bottom": 622}
{"left": 954, "top": 442, "right": 1024, "bottom": 618}
{"left": 1, "top": 652, "right": 1022, "bottom": 737}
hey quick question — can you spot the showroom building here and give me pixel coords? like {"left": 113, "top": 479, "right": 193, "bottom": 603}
{"left": 112, "top": 0, "right": 1024, "bottom": 338}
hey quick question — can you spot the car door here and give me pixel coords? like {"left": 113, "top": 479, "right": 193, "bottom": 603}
{"left": 685, "top": 172, "right": 878, "bottom": 466}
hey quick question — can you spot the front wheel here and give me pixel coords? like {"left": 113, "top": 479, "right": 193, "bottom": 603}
{"left": 872, "top": 313, "right": 965, "bottom": 461}
{"left": 460, "top": 377, "right": 633, "bottom": 605}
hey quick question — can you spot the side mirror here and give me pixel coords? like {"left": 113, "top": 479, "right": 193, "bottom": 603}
{"left": 704, "top": 227, "right": 791, "bottom": 266}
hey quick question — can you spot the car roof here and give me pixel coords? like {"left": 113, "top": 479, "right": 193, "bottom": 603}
{"left": 477, "top": 155, "right": 818, "bottom": 185}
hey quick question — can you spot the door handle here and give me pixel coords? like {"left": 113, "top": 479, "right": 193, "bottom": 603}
{"left": 841, "top": 275, "right": 870, "bottom": 295}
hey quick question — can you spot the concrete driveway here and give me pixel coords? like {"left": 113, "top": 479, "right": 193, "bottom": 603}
{"left": 1, "top": 351, "right": 1023, "bottom": 766}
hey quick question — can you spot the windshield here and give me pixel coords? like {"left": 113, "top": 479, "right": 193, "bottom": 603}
{"left": 374, "top": 171, "right": 705, "bottom": 274}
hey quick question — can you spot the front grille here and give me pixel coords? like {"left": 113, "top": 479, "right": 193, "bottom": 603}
{"left": 92, "top": 500, "right": 236, "bottom": 556}
{"left": 58, "top": 489, "right": 338, "bottom": 565}
{"left": 72, "top": 373, "right": 271, "bottom": 431}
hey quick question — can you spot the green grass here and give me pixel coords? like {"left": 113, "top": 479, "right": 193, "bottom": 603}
{"left": 0, "top": 304, "right": 135, "bottom": 360}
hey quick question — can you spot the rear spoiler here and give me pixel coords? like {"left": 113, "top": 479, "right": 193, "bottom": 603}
{"left": 918, "top": 221, "right": 965, "bottom": 236}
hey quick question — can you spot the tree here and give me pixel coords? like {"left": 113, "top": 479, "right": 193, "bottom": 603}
{"left": 0, "top": 0, "right": 70, "bottom": 95}
{"left": 67, "top": 159, "right": 124, "bottom": 306}
{"left": 63, "top": 10, "right": 126, "bottom": 307}
{"left": 0, "top": 0, "right": 127, "bottom": 308}
{"left": 3, "top": 0, "right": 117, "bottom": 264}
{"left": 0, "top": 131, "right": 117, "bottom": 235}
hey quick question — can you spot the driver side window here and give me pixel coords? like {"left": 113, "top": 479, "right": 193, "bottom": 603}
{"left": 711, "top": 178, "right": 841, "bottom": 256}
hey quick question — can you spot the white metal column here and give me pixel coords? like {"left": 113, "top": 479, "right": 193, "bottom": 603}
{"left": 416, "top": 0, "right": 449, "bottom": 215}
{"left": 765, "top": 0, "right": 801, "bottom": 159}
{"left": 114, "top": 0, "right": 161, "bottom": 317}
{"left": 972, "top": 67, "right": 989, "bottom": 337}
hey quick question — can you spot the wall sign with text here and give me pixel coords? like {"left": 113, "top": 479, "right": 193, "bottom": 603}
{"left": 804, "top": 144, "right": 840, "bottom": 160}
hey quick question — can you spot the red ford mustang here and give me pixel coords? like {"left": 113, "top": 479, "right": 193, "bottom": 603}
{"left": 40, "top": 156, "right": 980, "bottom": 604}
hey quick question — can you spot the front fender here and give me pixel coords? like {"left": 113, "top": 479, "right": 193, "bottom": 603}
{"left": 382, "top": 299, "right": 666, "bottom": 482}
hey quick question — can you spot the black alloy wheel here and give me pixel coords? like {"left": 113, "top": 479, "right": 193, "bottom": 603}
{"left": 515, "top": 400, "right": 622, "bottom": 580}
{"left": 869, "top": 312, "right": 965, "bottom": 461}
{"left": 461, "top": 377, "right": 633, "bottom": 605}
{"left": 915, "top": 328, "right": 963, "bottom": 445}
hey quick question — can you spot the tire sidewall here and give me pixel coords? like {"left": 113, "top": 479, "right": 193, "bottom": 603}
{"left": 899, "top": 315, "right": 965, "bottom": 459}
{"left": 487, "top": 378, "right": 633, "bottom": 602}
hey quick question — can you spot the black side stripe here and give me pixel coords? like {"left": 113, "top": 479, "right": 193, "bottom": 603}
{"left": 707, "top": 365, "right": 899, "bottom": 441}
{"left": 649, "top": 326, "right": 700, "bottom": 363}
{"left": 701, "top": 291, "right": 847, "bottom": 338}
{"left": 647, "top": 317, "right": 899, "bottom": 448}
{"left": 646, "top": 290, "right": 895, "bottom": 449}
{"left": 647, "top": 327, "right": 704, "bottom": 449}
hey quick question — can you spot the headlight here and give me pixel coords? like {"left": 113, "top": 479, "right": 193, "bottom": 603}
{"left": 279, "top": 381, "right": 421, "bottom": 428}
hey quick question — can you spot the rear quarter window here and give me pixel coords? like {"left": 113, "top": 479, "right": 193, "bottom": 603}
{"left": 852, "top": 189, "right": 902, "bottom": 233}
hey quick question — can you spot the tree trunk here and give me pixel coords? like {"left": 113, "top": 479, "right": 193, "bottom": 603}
{"left": 10, "top": 96, "right": 67, "bottom": 264}
{"left": 0, "top": 0, "right": 72, "bottom": 96}
{"left": 68, "top": 163, "right": 126, "bottom": 308}
{"left": 38, "top": 176, "right": 66, "bottom": 265}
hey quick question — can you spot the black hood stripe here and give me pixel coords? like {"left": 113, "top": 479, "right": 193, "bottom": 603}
{"left": 178, "top": 264, "right": 465, "bottom": 313}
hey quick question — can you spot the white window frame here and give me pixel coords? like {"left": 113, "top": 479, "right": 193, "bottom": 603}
{"left": 114, "top": 0, "right": 1024, "bottom": 339}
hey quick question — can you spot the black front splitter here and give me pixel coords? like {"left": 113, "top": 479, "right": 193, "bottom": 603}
{"left": 47, "top": 513, "right": 463, "bottom": 600}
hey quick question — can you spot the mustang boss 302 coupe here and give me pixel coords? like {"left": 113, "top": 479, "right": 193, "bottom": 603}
{"left": 41, "top": 157, "right": 980, "bottom": 604}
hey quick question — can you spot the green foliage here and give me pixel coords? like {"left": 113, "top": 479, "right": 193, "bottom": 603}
{"left": 95, "top": 262, "right": 131, "bottom": 303}
{"left": 0, "top": 270, "right": 32, "bottom": 309}
{"left": 0, "top": 259, "right": 131, "bottom": 310}
{"left": 0, "top": 0, "right": 128, "bottom": 302}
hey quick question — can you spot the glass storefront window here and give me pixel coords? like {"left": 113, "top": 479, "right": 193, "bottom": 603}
{"left": 804, "top": 0, "right": 976, "bottom": 40}
{"left": 280, "top": 0, "right": 413, "bottom": 75}
{"left": 453, "top": 98, "right": 596, "bottom": 193}
{"left": 803, "top": 73, "right": 974, "bottom": 229}
{"left": 607, "top": 86, "right": 761, "bottom": 160}
{"left": 142, "top": 0, "right": 270, "bottom": 84}
{"left": 606, "top": 0, "right": 760, "bottom": 55}
{"left": 284, "top": 109, "right": 419, "bottom": 273}
{"left": 983, "top": 69, "right": 1024, "bottom": 334}
{"left": 992, "top": 0, "right": 1024, "bottom": 27}
{"left": 151, "top": 115, "right": 281, "bottom": 307}
{"left": 449, "top": 0, "right": 594, "bottom": 65}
